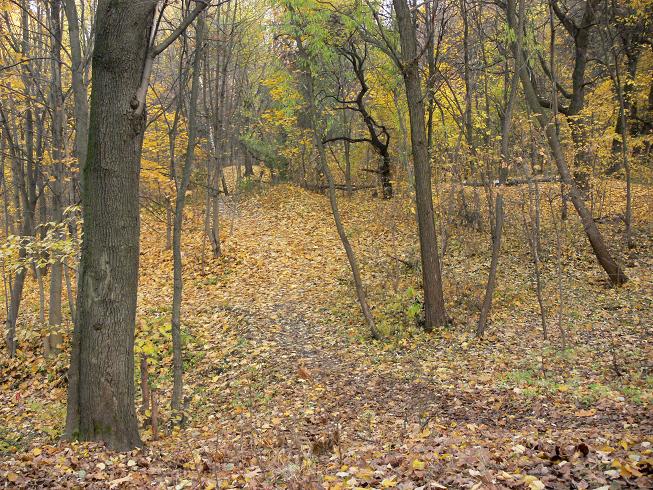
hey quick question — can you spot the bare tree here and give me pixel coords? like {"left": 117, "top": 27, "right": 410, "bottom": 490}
{"left": 171, "top": 9, "right": 205, "bottom": 417}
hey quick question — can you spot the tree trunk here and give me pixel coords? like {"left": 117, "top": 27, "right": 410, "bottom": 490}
{"left": 477, "top": 195, "right": 503, "bottom": 336}
{"left": 550, "top": 0, "right": 601, "bottom": 194}
{"left": 244, "top": 151, "right": 254, "bottom": 176}
{"left": 294, "top": 33, "right": 379, "bottom": 339}
{"left": 461, "top": 0, "right": 474, "bottom": 156}
{"left": 344, "top": 139, "right": 352, "bottom": 196}
{"left": 47, "top": 0, "right": 65, "bottom": 354}
{"left": 6, "top": 266, "right": 26, "bottom": 357}
{"left": 612, "top": 54, "right": 634, "bottom": 248}
{"left": 171, "top": 12, "right": 204, "bottom": 417}
{"left": 506, "top": 0, "right": 627, "bottom": 286}
{"left": 393, "top": 0, "right": 447, "bottom": 329}
{"left": 477, "top": 0, "right": 523, "bottom": 337}
{"left": 4, "top": 1, "right": 40, "bottom": 357}
{"left": 65, "top": 0, "right": 158, "bottom": 450}
{"left": 63, "top": 0, "right": 89, "bottom": 193}
{"left": 210, "top": 181, "right": 221, "bottom": 258}
{"left": 379, "top": 151, "right": 392, "bottom": 199}
{"left": 342, "top": 110, "right": 352, "bottom": 196}
{"left": 139, "top": 354, "right": 150, "bottom": 415}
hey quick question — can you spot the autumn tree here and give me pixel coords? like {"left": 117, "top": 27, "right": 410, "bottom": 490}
{"left": 392, "top": 0, "right": 448, "bottom": 329}
{"left": 65, "top": 0, "right": 207, "bottom": 450}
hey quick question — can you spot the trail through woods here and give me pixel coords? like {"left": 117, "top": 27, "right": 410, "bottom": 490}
{"left": 1, "top": 182, "right": 652, "bottom": 488}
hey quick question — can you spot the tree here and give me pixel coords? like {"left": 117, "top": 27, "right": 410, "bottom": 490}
{"left": 281, "top": 0, "right": 380, "bottom": 339}
{"left": 505, "top": 0, "right": 627, "bottom": 286}
{"left": 324, "top": 39, "right": 393, "bottom": 199}
{"left": 2, "top": 0, "right": 45, "bottom": 357}
{"left": 46, "top": 0, "right": 66, "bottom": 354}
{"left": 393, "top": 0, "right": 447, "bottom": 329}
{"left": 171, "top": 9, "right": 205, "bottom": 417}
{"left": 63, "top": 0, "right": 91, "bottom": 185}
{"left": 65, "top": 0, "right": 208, "bottom": 451}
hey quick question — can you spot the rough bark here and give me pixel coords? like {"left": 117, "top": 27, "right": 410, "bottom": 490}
{"left": 64, "top": 0, "right": 207, "bottom": 449}
{"left": 393, "top": 0, "right": 447, "bottom": 329}
{"left": 65, "top": 0, "right": 158, "bottom": 450}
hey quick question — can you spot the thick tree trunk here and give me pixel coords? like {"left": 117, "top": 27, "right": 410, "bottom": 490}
{"left": 393, "top": 0, "right": 447, "bottom": 329}
{"left": 65, "top": 0, "right": 158, "bottom": 450}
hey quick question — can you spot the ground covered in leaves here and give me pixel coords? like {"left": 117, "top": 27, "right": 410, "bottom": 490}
{"left": 1, "top": 179, "right": 652, "bottom": 489}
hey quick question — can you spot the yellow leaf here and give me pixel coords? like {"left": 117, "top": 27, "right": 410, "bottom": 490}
{"left": 411, "top": 459, "right": 426, "bottom": 470}
{"left": 381, "top": 476, "right": 397, "bottom": 488}
{"left": 32, "top": 447, "right": 42, "bottom": 456}
{"left": 530, "top": 481, "right": 545, "bottom": 490}
{"left": 522, "top": 475, "right": 545, "bottom": 490}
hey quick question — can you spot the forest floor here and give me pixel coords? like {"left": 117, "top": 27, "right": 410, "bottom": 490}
{"left": 1, "top": 178, "right": 652, "bottom": 489}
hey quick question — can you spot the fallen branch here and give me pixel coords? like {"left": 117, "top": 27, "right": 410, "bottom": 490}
{"left": 386, "top": 253, "right": 417, "bottom": 268}
{"left": 462, "top": 176, "right": 560, "bottom": 187}
{"left": 304, "top": 183, "right": 376, "bottom": 192}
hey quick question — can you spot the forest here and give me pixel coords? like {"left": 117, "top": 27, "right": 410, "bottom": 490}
{"left": 0, "top": 0, "right": 651, "bottom": 488}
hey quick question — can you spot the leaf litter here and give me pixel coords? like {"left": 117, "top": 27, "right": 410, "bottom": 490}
{"left": 1, "top": 181, "right": 652, "bottom": 488}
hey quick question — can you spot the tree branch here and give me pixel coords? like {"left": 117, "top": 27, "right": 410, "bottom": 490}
{"left": 132, "top": 1, "right": 214, "bottom": 117}
{"left": 152, "top": 0, "right": 211, "bottom": 56}
{"left": 322, "top": 136, "right": 373, "bottom": 145}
